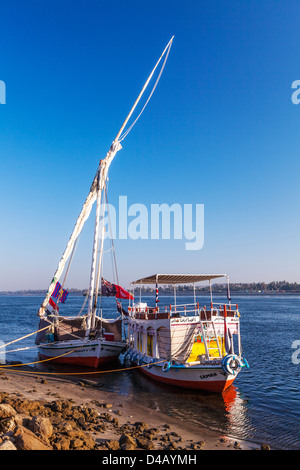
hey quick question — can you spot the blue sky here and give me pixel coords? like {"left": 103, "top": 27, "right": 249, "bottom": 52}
{"left": 0, "top": 0, "right": 299, "bottom": 290}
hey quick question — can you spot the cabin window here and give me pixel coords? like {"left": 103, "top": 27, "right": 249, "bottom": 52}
{"left": 147, "top": 334, "right": 153, "bottom": 357}
{"left": 137, "top": 332, "right": 142, "bottom": 352}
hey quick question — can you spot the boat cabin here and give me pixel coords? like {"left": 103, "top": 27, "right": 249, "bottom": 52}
{"left": 126, "top": 274, "right": 241, "bottom": 364}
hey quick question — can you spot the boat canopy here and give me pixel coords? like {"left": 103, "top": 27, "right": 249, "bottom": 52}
{"left": 131, "top": 274, "right": 227, "bottom": 285}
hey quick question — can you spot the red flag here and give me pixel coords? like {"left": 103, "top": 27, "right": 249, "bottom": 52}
{"left": 49, "top": 297, "right": 59, "bottom": 312}
{"left": 115, "top": 284, "right": 134, "bottom": 300}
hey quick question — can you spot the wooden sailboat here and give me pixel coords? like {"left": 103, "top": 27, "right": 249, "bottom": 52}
{"left": 35, "top": 37, "right": 174, "bottom": 368}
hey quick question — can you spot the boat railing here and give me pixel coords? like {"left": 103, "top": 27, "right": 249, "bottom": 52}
{"left": 210, "top": 302, "right": 239, "bottom": 317}
{"left": 128, "top": 302, "right": 239, "bottom": 320}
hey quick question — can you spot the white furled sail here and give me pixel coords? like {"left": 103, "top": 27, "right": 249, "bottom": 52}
{"left": 38, "top": 141, "right": 122, "bottom": 317}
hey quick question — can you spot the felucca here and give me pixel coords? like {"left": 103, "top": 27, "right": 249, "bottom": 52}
{"left": 36, "top": 37, "right": 174, "bottom": 367}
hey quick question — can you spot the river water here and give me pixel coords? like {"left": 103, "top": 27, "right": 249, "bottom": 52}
{"left": 0, "top": 294, "right": 299, "bottom": 449}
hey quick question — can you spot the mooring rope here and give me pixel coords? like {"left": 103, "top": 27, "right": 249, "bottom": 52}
{"left": 0, "top": 324, "right": 165, "bottom": 376}
{"left": 0, "top": 359, "right": 165, "bottom": 376}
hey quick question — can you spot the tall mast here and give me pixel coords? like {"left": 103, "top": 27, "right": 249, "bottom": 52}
{"left": 86, "top": 169, "right": 103, "bottom": 332}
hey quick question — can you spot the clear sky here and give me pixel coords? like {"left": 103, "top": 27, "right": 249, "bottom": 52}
{"left": 0, "top": 0, "right": 299, "bottom": 290}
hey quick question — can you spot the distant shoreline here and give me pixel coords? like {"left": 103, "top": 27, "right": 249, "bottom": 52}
{"left": 1, "top": 291, "right": 300, "bottom": 297}
{"left": 2, "top": 280, "right": 299, "bottom": 297}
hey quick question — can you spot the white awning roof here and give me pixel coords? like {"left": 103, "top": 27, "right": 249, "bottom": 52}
{"left": 131, "top": 274, "right": 227, "bottom": 285}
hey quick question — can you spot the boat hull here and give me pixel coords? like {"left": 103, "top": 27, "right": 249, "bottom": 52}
{"left": 38, "top": 339, "right": 126, "bottom": 369}
{"left": 130, "top": 357, "right": 236, "bottom": 393}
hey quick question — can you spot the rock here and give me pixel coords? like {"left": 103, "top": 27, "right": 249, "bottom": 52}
{"left": 0, "top": 440, "right": 17, "bottom": 450}
{"left": 77, "top": 379, "right": 101, "bottom": 388}
{"left": 96, "top": 443, "right": 108, "bottom": 450}
{"left": 11, "top": 398, "right": 46, "bottom": 416}
{"left": 28, "top": 415, "right": 53, "bottom": 440}
{"left": 58, "top": 427, "right": 96, "bottom": 450}
{"left": 14, "top": 413, "right": 31, "bottom": 428}
{"left": 52, "top": 436, "right": 70, "bottom": 451}
{"left": 50, "top": 400, "right": 63, "bottom": 413}
{"left": 0, "top": 417, "right": 16, "bottom": 434}
{"left": 143, "top": 430, "right": 156, "bottom": 440}
{"left": 77, "top": 416, "right": 85, "bottom": 427}
{"left": 106, "top": 439, "right": 120, "bottom": 450}
{"left": 168, "top": 441, "right": 177, "bottom": 450}
{"left": 55, "top": 421, "right": 73, "bottom": 434}
{"left": 100, "top": 412, "right": 118, "bottom": 426}
{"left": 134, "top": 421, "right": 149, "bottom": 430}
{"left": 70, "top": 438, "right": 85, "bottom": 450}
{"left": 14, "top": 425, "right": 53, "bottom": 450}
{"left": 65, "top": 429, "right": 83, "bottom": 440}
{"left": 136, "top": 437, "right": 154, "bottom": 450}
{"left": 119, "top": 433, "right": 137, "bottom": 450}
{"left": 83, "top": 435, "right": 97, "bottom": 450}
{"left": 0, "top": 403, "right": 16, "bottom": 420}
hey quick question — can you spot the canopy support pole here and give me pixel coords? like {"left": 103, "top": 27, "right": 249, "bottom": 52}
{"left": 209, "top": 280, "right": 213, "bottom": 307}
{"left": 174, "top": 285, "right": 177, "bottom": 311}
{"left": 226, "top": 275, "right": 231, "bottom": 307}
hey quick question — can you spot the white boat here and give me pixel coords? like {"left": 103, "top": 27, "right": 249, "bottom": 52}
{"left": 35, "top": 38, "right": 175, "bottom": 368}
{"left": 36, "top": 318, "right": 125, "bottom": 368}
{"left": 124, "top": 274, "right": 249, "bottom": 393}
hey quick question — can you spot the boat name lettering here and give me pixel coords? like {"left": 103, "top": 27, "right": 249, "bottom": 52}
{"left": 199, "top": 372, "right": 217, "bottom": 379}
{"left": 171, "top": 317, "right": 198, "bottom": 324}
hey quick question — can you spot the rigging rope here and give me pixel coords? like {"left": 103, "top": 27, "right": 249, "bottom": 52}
{"left": 61, "top": 235, "right": 80, "bottom": 289}
{"left": 118, "top": 39, "right": 172, "bottom": 142}
{"left": 0, "top": 325, "right": 50, "bottom": 350}
{"left": 104, "top": 186, "right": 120, "bottom": 289}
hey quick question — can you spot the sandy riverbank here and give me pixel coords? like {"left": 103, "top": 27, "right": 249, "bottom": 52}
{"left": 0, "top": 365, "right": 262, "bottom": 451}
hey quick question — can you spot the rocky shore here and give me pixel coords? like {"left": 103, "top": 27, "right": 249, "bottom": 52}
{"left": 0, "top": 367, "right": 266, "bottom": 451}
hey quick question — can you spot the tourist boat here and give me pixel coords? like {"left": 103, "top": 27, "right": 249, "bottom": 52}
{"left": 124, "top": 274, "right": 249, "bottom": 393}
{"left": 35, "top": 38, "right": 174, "bottom": 367}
